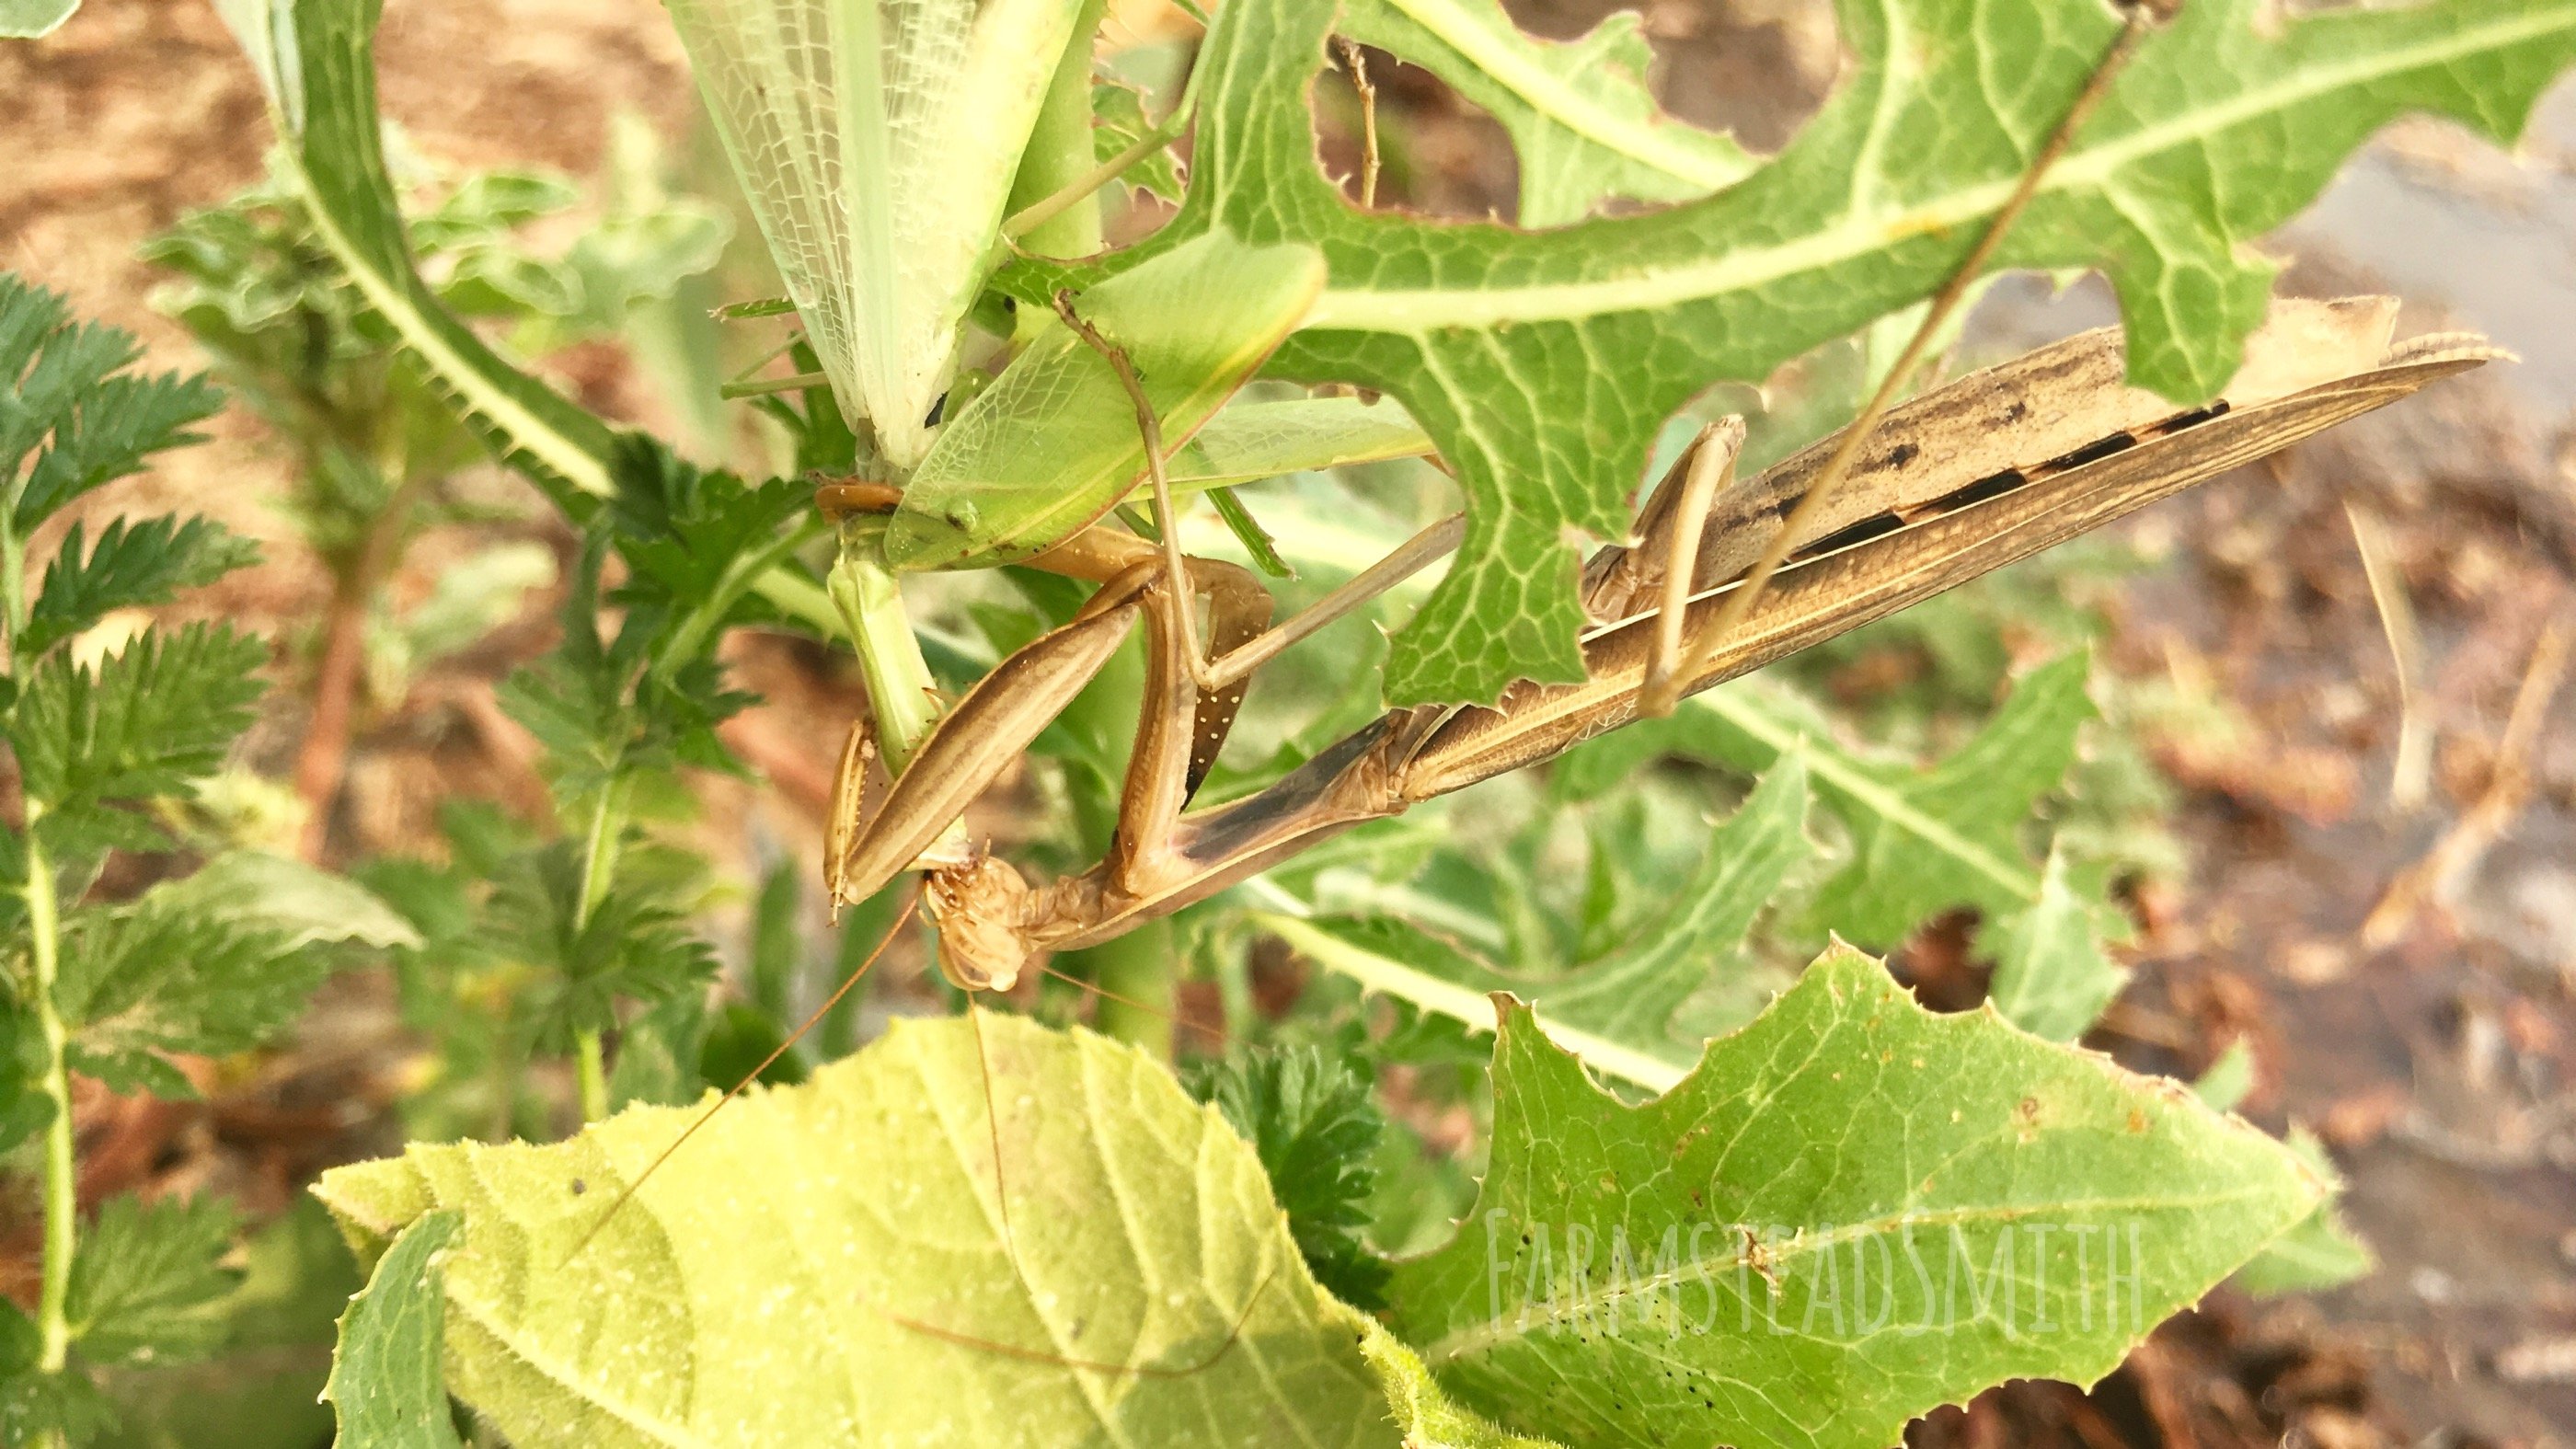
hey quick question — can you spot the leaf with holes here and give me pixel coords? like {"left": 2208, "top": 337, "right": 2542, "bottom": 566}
{"left": 1006, "top": 0, "right": 2576, "bottom": 702}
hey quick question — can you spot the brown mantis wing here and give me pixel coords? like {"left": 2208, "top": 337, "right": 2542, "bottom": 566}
{"left": 1006, "top": 320, "right": 2501, "bottom": 958}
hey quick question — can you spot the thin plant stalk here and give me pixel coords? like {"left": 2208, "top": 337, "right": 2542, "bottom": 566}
{"left": 571, "top": 777, "right": 628, "bottom": 1121}
{"left": 21, "top": 808, "right": 73, "bottom": 1382}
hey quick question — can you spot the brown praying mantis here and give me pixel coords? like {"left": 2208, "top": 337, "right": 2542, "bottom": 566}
{"left": 816, "top": 294, "right": 2498, "bottom": 996}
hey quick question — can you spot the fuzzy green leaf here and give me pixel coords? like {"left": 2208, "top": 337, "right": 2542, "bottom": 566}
{"left": 325, "top": 1211, "right": 466, "bottom": 1449}
{"left": 1385, "top": 948, "right": 2328, "bottom": 1449}
{"left": 1356, "top": 1317, "right": 1564, "bottom": 1449}
{"left": 0, "top": 272, "right": 224, "bottom": 536}
{"left": 23, "top": 515, "right": 260, "bottom": 659}
{"left": 152, "top": 849, "right": 425, "bottom": 953}
{"left": 9, "top": 623, "right": 269, "bottom": 815}
{"left": 315, "top": 1014, "right": 1400, "bottom": 1447}
{"left": 1339, "top": 0, "right": 1755, "bottom": 225}
{"left": 67, "top": 1193, "right": 242, "bottom": 1365}
{"left": 1017, "top": 0, "right": 2576, "bottom": 701}
{"left": 1188, "top": 1045, "right": 1393, "bottom": 1309}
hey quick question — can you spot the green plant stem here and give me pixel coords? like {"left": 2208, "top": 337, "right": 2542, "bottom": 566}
{"left": 1081, "top": 921, "right": 1176, "bottom": 1054}
{"left": 571, "top": 779, "right": 627, "bottom": 1122}
{"left": 826, "top": 528, "right": 945, "bottom": 772}
{"left": 21, "top": 806, "right": 75, "bottom": 1376}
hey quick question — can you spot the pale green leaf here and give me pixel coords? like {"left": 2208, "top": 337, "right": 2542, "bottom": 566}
{"left": 325, "top": 1211, "right": 466, "bottom": 1449}
{"left": 1029, "top": 0, "right": 2576, "bottom": 701}
{"left": 1339, "top": 0, "right": 1754, "bottom": 225}
{"left": 1542, "top": 758, "right": 1812, "bottom": 1048}
{"left": 663, "top": 0, "right": 1084, "bottom": 467}
{"left": 888, "top": 226, "right": 1326, "bottom": 569}
{"left": 1254, "top": 914, "right": 1687, "bottom": 1094}
{"left": 1661, "top": 656, "right": 2098, "bottom": 945}
{"left": 1985, "top": 848, "right": 2128, "bottom": 1041}
{"left": 1386, "top": 948, "right": 2329, "bottom": 1449}
{"left": 315, "top": 1014, "right": 1401, "bottom": 1447}
{"left": 1264, "top": 758, "right": 1811, "bottom": 1090}
{"left": 2192, "top": 1039, "right": 2255, "bottom": 1113}
{"left": 2233, "top": 1126, "right": 2374, "bottom": 1296}
{"left": 0, "top": 0, "right": 77, "bottom": 39}
{"left": 153, "top": 850, "right": 423, "bottom": 952}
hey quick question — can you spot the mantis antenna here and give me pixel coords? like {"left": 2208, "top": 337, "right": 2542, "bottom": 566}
{"left": 562, "top": 892, "right": 920, "bottom": 1265}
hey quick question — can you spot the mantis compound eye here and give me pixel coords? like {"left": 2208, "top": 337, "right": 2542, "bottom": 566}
{"left": 924, "top": 854, "right": 1034, "bottom": 994}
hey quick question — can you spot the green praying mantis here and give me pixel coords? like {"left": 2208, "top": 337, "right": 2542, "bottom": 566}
{"left": 816, "top": 293, "right": 2497, "bottom": 995}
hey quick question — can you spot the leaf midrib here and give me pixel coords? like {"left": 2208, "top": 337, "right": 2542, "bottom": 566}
{"left": 1415, "top": 1181, "right": 2307, "bottom": 1367}
{"left": 1301, "top": 5, "right": 2576, "bottom": 331}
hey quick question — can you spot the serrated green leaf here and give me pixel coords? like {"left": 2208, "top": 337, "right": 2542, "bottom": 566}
{"left": 315, "top": 1014, "right": 1401, "bottom": 1447}
{"left": 1385, "top": 948, "right": 2327, "bottom": 1449}
{"left": 56, "top": 890, "right": 330, "bottom": 1096}
{"left": 2233, "top": 1125, "right": 2374, "bottom": 1296}
{"left": 1538, "top": 758, "right": 1811, "bottom": 1048}
{"left": 888, "top": 226, "right": 1327, "bottom": 569}
{"left": 0, "top": 272, "right": 224, "bottom": 535}
{"left": 1187, "top": 1045, "right": 1393, "bottom": 1308}
{"left": 1986, "top": 847, "right": 2129, "bottom": 1041}
{"left": 67, "top": 1193, "right": 242, "bottom": 1365}
{"left": 661, "top": 0, "right": 1085, "bottom": 467}
{"left": 95, "top": 1197, "right": 362, "bottom": 1449}
{"left": 22, "top": 515, "right": 261, "bottom": 659}
{"left": 1022, "top": 0, "right": 2576, "bottom": 701}
{"left": 1339, "top": 0, "right": 1755, "bottom": 225}
{"left": 325, "top": 1211, "right": 466, "bottom": 1449}
{"left": 10, "top": 623, "right": 269, "bottom": 815}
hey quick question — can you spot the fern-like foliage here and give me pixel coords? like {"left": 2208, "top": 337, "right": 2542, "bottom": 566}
{"left": 1186, "top": 1045, "right": 1393, "bottom": 1308}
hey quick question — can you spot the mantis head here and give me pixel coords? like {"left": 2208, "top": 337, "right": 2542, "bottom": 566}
{"left": 924, "top": 851, "right": 1035, "bottom": 994}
